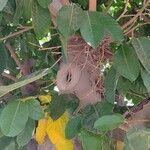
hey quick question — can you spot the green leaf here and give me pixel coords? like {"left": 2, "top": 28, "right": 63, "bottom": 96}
{"left": 0, "top": 68, "right": 51, "bottom": 98}
{"left": 94, "top": 114, "right": 124, "bottom": 132}
{"left": 65, "top": 116, "right": 82, "bottom": 139}
{"left": 105, "top": 67, "right": 119, "bottom": 104}
{"left": 0, "top": 0, "right": 8, "bottom": 11}
{"left": 0, "top": 101, "right": 29, "bottom": 137}
{"left": 0, "top": 12, "right": 2, "bottom": 22}
{"left": 114, "top": 44, "right": 140, "bottom": 82}
{"left": 27, "top": 99, "right": 44, "bottom": 120}
{"left": 141, "top": 68, "right": 150, "bottom": 93}
{"left": 0, "top": 43, "right": 8, "bottom": 74}
{"left": 79, "top": 130, "right": 103, "bottom": 150}
{"left": 49, "top": 94, "right": 78, "bottom": 120}
{"left": 132, "top": 37, "right": 150, "bottom": 74}
{"left": 80, "top": 11, "right": 124, "bottom": 48}
{"left": 117, "top": 76, "right": 132, "bottom": 95}
{"left": 32, "top": 0, "right": 51, "bottom": 39}
{"left": 0, "top": 129, "right": 4, "bottom": 138}
{"left": 17, "top": 119, "right": 35, "bottom": 147}
{"left": 125, "top": 128, "right": 150, "bottom": 150}
{"left": 0, "top": 136, "right": 16, "bottom": 150}
{"left": 96, "top": 101, "right": 114, "bottom": 116}
{"left": 13, "top": 0, "right": 24, "bottom": 24}
{"left": 37, "top": 0, "right": 52, "bottom": 8}
{"left": 57, "top": 4, "right": 83, "bottom": 38}
{"left": 49, "top": 94, "right": 67, "bottom": 120}
{"left": 23, "top": 0, "right": 32, "bottom": 20}
{"left": 60, "top": 34, "right": 68, "bottom": 63}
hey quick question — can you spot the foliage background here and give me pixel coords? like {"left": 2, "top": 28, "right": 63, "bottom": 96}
{"left": 0, "top": 0, "right": 150, "bottom": 149}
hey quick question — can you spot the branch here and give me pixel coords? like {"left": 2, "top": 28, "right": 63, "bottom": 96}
{"left": 0, "top": 26, "right": 33, "bottom": 42}
{"left": 89, "top": 0, "right": 97, "bottom": 11}
{"left": 116, "top": 0, "right": 129, "bottom": 22}
{"left": 5, "top": 43, "right": 24, "bottom": 72}
{"left": 1, "top": 72, "right": 17, "bottom": 81}
{"left": 125, "top": 22, "right": 150, "bottom": 35}
{"left": 122, "top": 0, "right": 150, "bottom": 29}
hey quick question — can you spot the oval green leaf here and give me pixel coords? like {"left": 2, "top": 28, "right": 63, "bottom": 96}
{"left": 27, "top": 99, "right": 44, "bottom": 120}
{"left": 114, "top": 44, "right": 140, "bottom": 82}
{"left": 94, "top": 114, "right": 124, "bottom": 132}
{"left": 0, "top": 101, "right": 29, "bottom": 137}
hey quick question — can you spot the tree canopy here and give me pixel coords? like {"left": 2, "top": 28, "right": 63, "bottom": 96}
{"left": 0, "top": 0, "right": 150, "bottom": 149}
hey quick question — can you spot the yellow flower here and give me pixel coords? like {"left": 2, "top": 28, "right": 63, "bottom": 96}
{"left": 35, "top": 118, "right": 48, "bottom": 144}
{"left": 35, "top": 112, "right": 73, "bottom": 150}
{"left": 38, "top": 94, "right": 51, "bottom": 104}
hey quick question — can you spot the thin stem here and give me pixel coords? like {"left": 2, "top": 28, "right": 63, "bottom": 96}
{"left": 122, "top": 0, "right": 150, "bottom": 29}
{"left": 125, "top": 22, "right": 150, "bottom": 35}
{"left": 38, "top": 46, "right": 61, "bottom": 51}
{"left": 116, "top": 0, "right": 129, "bottom": 21}
{"left": 5, "top": 43, "right": 23, "bottom": 72}
{"left": 0, "top": 26, "right": 33, "bottom": 42}
{"left": 1, "top": 72, "right": 17, "bottom": 81}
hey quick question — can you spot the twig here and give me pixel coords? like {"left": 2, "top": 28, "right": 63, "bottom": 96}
{"left": 125, "top": 22, "right": 150, "bottom": 35}
{"left": 121, "top": 13, "right": 150, "bottom": 18}
{"left": 128, "top": 90, "right": 146, "bottom": 99}
{"left": 50, "top": 56, "right": 62, "bottom": 69}
{"left": 1, "top": 72, "right": 17, "bottom": 81}
{"left": 124, "top": 20, "right": 137, "bottom": 33}
{"left": 116, "top": 0, "right": 129, "bottom": 22}
{"left": 122, "top": 0, "right": 150, "bottom": 29}
{"left": 0, "top": 26, "right": 33, "bottom": 42}
{"left": 127, "top": 119, "right": 150, "bottom": 125}
{"left": 89, "top": 0, "right": 97, "bottom": 11}
{"left": 5, "top": 43, "right": 24, "bottom": 72}
{"left": 105, "top": 0, "right": 114, "bottom": 12}
{"left": 38, "top": 46, "right": 61, "bottom": 51}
